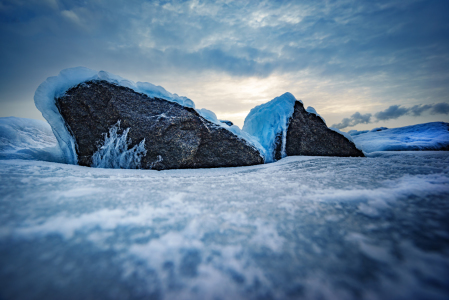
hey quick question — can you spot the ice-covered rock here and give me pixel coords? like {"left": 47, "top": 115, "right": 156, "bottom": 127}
{"left": 243, "top": 93, "right": 364, "bottom": 161}
{"left": 34, "top": 67, "right": 264, "bottom": 167}
{"left": 351, "top": 122, "right": 449, "bottom": 152}
{"left": 0, "top": 117, "right": 64, "bottom": 163}
{"left": 51, "top": 79, "right": 263, "bottom": 170}
{"left": 243, "top": 93, "right": 297, "bottom": 162}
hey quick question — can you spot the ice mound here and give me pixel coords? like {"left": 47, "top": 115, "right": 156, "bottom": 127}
{"left": 242, "top": 92, "right": 299, "bottom": 162}
{"left": 350, "top": 122, "right": 449, "bottom": 152}
{"left": 35, "top": 67, "right": 263, "bottom": 165}
{"left": 0, "top": 117, "right": 64, "bottom": 163}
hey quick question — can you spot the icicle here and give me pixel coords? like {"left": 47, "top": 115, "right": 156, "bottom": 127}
{"left": 281, "top": 116, "right": 288, "bottom": 159}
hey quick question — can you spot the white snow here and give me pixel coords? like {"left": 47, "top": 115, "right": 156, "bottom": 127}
{"left": 34, "top": 67, "right": 263, "bottom": 165}
{"left": 1, "top": 152, "right": 449, "bottom": 299}
{"left": 242, "top": 92, "right": 299, "bottom": 162}
{"left": 350, "top": 122, "right": 449, "bottom": 152}
{"left": 0, "top": 117, "right": 64, "bottom": 163}
{"left": 91, "top": 121, "right": 147, "bottom": 169}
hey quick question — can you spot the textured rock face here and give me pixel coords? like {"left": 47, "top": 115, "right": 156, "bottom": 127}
{"left": 56, "top": 80, "right": 263, "bottom": 170}
{"left": 275, "top": 101, "right": 364, "bottom": 158}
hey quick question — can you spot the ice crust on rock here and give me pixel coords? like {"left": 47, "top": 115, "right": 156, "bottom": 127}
{"left": 243, "top": 92, "right": 300, "bottom": 162}
{"left": 0, "top": 117, "right": 64, "bottom": 163}
{"left": 350, "top": 122, "right": 449, "bottom": 152}
{"left": 91, "top": 121, "right": 147, "bottom": 169}
{"left": 35, "top": 67, "right": 263, "bottom": 165}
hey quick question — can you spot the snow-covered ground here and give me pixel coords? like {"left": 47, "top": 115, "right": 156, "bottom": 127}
{"left": 1, "top": 152, "right": 449, "bottom": 300}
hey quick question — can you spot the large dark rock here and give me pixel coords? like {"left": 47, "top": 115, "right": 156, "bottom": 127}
{"left": 274, "top": 101, "right": 364, "bottom": 159}
{"left": 56, "top": 80, "right": 264, "bottom": 170}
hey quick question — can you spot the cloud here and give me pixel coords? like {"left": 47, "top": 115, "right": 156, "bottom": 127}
{"left": 332, "top": 102, "right": 449, "bottom": 129}
{"left": 409, "top": 104, "right": 432, "bottom": 116}
{"left": 430, "top": 102, "right": 449, "bottom": 115}
{"left": 332, "top": 112, "right": 372, "bottom": 130}
{"left": 374, "top": 105, "right": 409, "bottom": 121}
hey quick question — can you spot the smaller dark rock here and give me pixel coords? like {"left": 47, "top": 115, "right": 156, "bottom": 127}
{"left": 282, "top": 101, "right": 364, "bottom": 158}
{"left": 220, "top": 120, "right": 234, "bottom": 126}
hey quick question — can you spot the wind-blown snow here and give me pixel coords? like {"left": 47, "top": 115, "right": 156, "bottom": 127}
{"left": 34, "top": 67, "right": 262, "bottom": 165}
{"left": 1, "top": 152, "right": 448, "bottom": 299}
{"left": 91, "top": 121, "right": 147, "bottom": 169}
{"left": 349, "top": 122, "right": 449, "bottom": 152}
{"left": 242, "top": 93, "right": 300, "bottom": 162}
{"left": 0, "top": 117, "right": 64, "bottom": 163}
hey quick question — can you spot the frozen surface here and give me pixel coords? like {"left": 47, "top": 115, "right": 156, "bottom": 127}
{"left": 0, "top": 117, "right": 64, "bottom": 163}
{"left": 1, "top": 152, "right": 449, "bottom": 300}
{"left": 350, "top": 122, "right": 449, "bottom": 152}
{"left": 243, "top": 93, "right": 300, "bottom": 162}
{"left": 34, "top": 67, "right": 261, "bottom": 166}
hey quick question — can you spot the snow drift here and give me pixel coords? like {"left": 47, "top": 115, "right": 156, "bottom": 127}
{"left": 0, "top": 117, "right": 64, "bottom": 163}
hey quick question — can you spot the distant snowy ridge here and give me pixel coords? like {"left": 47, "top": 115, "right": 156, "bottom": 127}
{"left": 34, "top": 67, "right": 264, "bottom": 165}
{"left": 349, "top": 122, "right": 449, "bottom": 152}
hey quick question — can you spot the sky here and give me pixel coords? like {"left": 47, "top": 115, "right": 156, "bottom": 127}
{"left": 0, "top": 0, "right": 448, "bottom": 130}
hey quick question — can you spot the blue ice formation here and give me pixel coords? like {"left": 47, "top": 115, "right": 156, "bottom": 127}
{"left": 242, "top": 92, "right": 300, "bottom": 162}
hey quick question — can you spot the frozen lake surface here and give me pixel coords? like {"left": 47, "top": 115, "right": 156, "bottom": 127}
{"left": 1, "top": 152, "right": 449, "bottom": 300}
